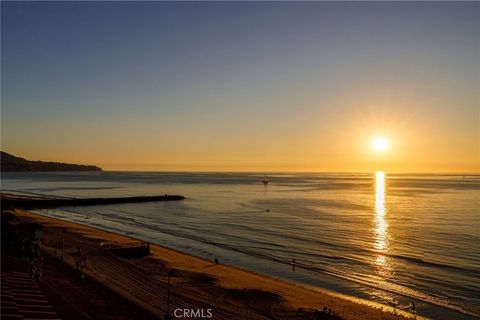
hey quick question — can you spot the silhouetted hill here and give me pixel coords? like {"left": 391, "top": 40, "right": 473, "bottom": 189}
{"left": 1, "top": 151, "right": 102, "bottom": 172}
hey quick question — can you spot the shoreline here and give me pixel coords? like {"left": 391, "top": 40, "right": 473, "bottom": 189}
{"left": 8, "top": 208, "right": 421, "bottom": 320}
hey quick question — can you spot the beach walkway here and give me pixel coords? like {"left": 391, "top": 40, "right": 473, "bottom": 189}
{"left": 40, "top": 229, "right": 271, "bottom": 320}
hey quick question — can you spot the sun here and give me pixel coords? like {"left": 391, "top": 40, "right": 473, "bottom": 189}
{"left": 372, "top": 137, "right": 389, "bottom": 153}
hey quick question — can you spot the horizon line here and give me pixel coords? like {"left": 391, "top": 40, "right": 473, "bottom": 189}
{"left": 64, "top": 169, "right": 480, "bottom": 175}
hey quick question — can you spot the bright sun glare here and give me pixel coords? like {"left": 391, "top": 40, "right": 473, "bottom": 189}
{"left": 372, "top": 137, "right": 389, "bottom": 153}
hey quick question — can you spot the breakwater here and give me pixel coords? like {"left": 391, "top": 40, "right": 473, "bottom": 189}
{"left": 1, "top": 194, "right": 185, "bottom": 209}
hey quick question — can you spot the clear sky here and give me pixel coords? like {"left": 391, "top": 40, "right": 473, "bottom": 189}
{"left": 1, "top": 1, "right": 479, "bottom": 172}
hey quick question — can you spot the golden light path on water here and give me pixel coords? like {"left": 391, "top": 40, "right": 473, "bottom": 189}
{"left": 374, "top": 171, "right": 391, "bottom": 278}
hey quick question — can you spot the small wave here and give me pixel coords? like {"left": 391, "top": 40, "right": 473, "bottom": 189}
{"left": 382, "top": 253, "right": 480, "bottom": 277}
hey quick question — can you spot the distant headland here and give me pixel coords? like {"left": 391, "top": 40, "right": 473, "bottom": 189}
{"left": 0, "top": 151, "right": 102, "bottom": 172}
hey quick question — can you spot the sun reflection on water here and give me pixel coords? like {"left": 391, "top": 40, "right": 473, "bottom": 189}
{"left": 375, "top": 171, "right": 388, "bottom": 251}
{"left": 374, "top": 171, "right": 392, "bottom": 278}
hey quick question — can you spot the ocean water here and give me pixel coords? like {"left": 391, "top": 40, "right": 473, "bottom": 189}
{"left": 2, "top": 171, "right": 479, "bottom": 319}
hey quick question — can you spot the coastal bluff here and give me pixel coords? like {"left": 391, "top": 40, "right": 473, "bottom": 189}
{"left": 1, "top": 151, "right": 102, "bottom": 172}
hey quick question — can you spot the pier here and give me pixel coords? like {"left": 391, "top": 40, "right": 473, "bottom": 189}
{"left": 1, "top": 193, "right": 185, "bottom": 209}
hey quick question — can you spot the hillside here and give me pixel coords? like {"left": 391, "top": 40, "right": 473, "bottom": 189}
{"left": 0, "top": 151, "right": 102, "bottom": 172}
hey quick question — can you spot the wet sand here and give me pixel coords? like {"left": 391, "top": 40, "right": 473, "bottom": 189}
{"left": 11, "top": 208, "right": 422, "bottom": 320}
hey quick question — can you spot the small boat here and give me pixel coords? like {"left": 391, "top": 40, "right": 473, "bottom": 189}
{"left": 262, "top": 174, "right": 269, "bottom": 185}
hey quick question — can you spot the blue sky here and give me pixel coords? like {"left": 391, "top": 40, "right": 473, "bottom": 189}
{"left": 2, "top": 2, "right": 479, "bottom": 171}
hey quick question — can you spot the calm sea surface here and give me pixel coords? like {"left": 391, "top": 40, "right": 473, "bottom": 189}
{"left": 2, "top": 172, "right": 479, "bottom": 319}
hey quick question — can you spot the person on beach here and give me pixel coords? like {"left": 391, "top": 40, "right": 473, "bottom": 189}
{"left": 410, "top": 301, "right": 416, "bottom": 315}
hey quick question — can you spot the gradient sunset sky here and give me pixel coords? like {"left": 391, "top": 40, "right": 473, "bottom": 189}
{"left": 2, "top": 1, "right": 479, "bottom": 172}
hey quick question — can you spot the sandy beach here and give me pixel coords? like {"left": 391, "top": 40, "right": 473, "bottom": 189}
{"left": 5, "top": 208, "right": 422, "bottom": 320}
